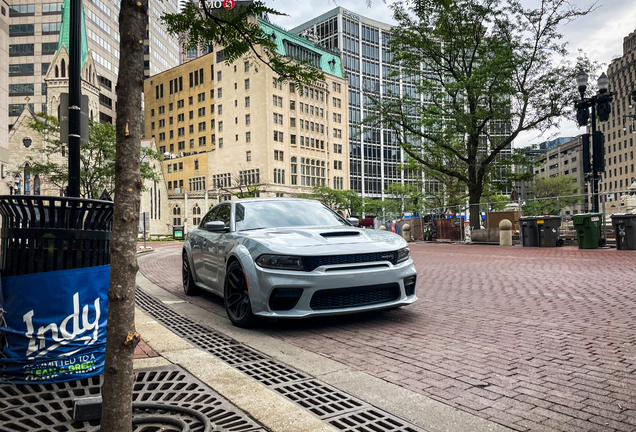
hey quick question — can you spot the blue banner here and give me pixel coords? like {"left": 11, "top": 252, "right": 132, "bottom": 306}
{"left": 0, "top": 265, "right": 109, "bottom": 384}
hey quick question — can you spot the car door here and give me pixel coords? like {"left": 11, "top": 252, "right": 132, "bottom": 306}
{"left": 203, "top": 203, "right": 232, "bottom": 292}
{"left": 192, "top": 207, "right": 218, "bottom": 287}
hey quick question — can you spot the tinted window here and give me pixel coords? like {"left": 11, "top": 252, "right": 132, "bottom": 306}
{"left": 235, "top": 200, "right": 348, "bottom": 231}
{"left": 215, "top": 204, "right": 231, "bottom": 228}
{"left": 199, "top": 207, "right": 218, "bottom": 227}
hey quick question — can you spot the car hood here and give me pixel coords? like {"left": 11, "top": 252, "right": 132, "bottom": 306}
{"left": 240, "top": 226, "right": 407, "bottom": 255}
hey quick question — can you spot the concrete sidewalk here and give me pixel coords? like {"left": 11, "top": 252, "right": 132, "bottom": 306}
{"left": 134, "top": 251, "right": 512, "bottom": 432}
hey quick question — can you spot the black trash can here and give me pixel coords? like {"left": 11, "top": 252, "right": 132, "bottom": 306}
{"left": 520, "top": 217, "right": 538, "bottom": 247}
{"left": 611, "top": 213, "right": 636, "bottom": 250}
{"left": 0, "top": 196, "right": 113, "bottom": 384}
{"left": 536, "top": 216, "right": 562, "bottom": 247}
{"left": 173, "top": 225, "right": 184, "bottom": 240}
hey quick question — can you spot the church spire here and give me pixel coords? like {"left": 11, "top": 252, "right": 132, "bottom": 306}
{"left": 58, "top": 0, "right": 89, "bottom": 64}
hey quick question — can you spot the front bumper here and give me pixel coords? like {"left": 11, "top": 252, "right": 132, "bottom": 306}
{"left": 249, "top": 259, "right": 418, "bottom": 318}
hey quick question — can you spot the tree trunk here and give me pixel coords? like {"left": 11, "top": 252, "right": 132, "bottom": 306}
{"left": 100, "top": 0, "right": 147, "bottom": 430}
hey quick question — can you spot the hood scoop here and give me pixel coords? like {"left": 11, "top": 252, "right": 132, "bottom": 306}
{"left": 320, "top": 231, "right": 361, "bottom": 238}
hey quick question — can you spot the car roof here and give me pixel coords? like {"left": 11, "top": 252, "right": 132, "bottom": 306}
{"left": 227, "top": 197, "right": 321, "bottom": 204}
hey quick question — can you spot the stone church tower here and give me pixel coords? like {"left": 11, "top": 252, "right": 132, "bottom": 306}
{"left": 44, "top": 0, "right": 100, "bottom": 121}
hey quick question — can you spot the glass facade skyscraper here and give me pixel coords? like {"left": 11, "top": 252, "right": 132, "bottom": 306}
{"left": 292, "top": 7, "right": 421, "bottom": 200}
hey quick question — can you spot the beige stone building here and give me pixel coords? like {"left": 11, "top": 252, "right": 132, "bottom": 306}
{"left": 603, "top": 29, "right": 636, "bottom": 197}
{"left": 144, "top": 18, "right": 349, "bottom": 232}
{"left": 533, "top": 135, "right": 585, "bottom": 189}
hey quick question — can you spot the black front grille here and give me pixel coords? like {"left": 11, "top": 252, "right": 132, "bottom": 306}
{"left": 310, "top": 283, "right": 400, "bottom": 310}
{"left": 303, "top": 251, "right": 398, "bottom": 271}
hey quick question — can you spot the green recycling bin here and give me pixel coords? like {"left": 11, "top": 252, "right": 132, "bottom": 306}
{"left": 572, "top": 213, "right": 602, "bottom": 249}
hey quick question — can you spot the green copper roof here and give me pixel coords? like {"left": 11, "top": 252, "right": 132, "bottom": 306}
{"left": 259, "top": 18, "right": 345, "bottom": 79}
{"left": 58, "top": 0, "right": 89, "bottom": 64}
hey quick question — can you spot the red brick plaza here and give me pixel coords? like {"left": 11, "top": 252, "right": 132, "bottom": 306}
{"left": 139, "top": 243, "right": 636, "bottom": 432}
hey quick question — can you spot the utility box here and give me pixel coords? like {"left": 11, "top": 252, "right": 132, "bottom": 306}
{"left": 572, "top": 213, "right": 602, "bottom": 249}
{"left": 611, "top": 213, "right": 636, "bottom": 250}
{"left": 173, "top": 225, "right": 184, "bottom": 240}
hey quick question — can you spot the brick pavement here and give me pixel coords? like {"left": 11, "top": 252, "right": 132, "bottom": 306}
{"left": 138, "top": 243, "right": 636, "bottom": 432}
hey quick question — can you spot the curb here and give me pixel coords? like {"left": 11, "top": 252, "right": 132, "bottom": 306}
{"left": 133, "top": 307, "right": 338, "bottom": 432}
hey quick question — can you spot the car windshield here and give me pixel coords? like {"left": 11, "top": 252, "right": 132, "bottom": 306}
{"left": 235, "top": 200, "right": 349, "bottom": 231}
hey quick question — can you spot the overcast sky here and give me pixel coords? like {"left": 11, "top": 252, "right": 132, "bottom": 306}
{"left": 266, "top": 0, "right": 636, "bottom": 148}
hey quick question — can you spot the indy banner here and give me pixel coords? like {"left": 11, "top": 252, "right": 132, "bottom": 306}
{"left": 0, "top": 265, "right": 109, "bottom": 384}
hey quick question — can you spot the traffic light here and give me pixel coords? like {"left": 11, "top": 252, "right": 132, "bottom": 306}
{"left": 592, "top": 130, "right": 604, "bottom": 173}
{"left": 576, "top": 105, "right": 589, "bottom": 126}
{"left": 597, "top": 98, "right": 612, "bottom": 122}
{"left": 582, "top": 133, "right": 591, "bottom": 173}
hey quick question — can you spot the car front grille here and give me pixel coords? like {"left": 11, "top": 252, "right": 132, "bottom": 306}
{"left": 302, "top": 251, "right": 398, "bottom": 271}
{"left": 309, "top": 283, "right": 401, "bottom": 310}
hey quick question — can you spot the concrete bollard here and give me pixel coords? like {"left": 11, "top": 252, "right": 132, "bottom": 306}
{"left": 402, "top": 223, "right": 411, "bottom": 241}
{"left": 379, "top": 225, "right": 387, "bottom": 230}
{"left": 499, "top": 219, "right": 513, "bottom": 246}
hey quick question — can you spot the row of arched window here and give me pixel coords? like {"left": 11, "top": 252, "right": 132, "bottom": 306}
{"left": 12, "top": 164, "right": 40, "bottom": 195}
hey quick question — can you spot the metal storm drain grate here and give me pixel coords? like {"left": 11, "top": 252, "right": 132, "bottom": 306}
{"left": 134, "top": 287, "right": 430, "bottom": 432}
{"left": 235, "top": 360, "right": 311, "bottom": 387}
{"left": 272, "top": 379, "right": 368, "bottom": 419}
{"left": 0, "top": 365, "right": 266, "bottom": 432}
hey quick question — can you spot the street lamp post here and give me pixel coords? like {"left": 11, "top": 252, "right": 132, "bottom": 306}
{"left": 575, "top": 70, "right": 614, "bottom": 213}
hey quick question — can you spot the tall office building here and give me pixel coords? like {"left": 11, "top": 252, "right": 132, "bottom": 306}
{"left": 603, "top": 29, "right": 636, "bottom": 195}
{"left": 8, "top": 0, "right": 180, "bottom": 125}
{"left": 292, "top": 8, "right": 420, "bottom": 200}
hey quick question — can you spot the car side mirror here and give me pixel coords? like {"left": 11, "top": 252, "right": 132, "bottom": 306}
{"left": 347, "top": 217, "right": 359, "bottom": 227}
{"left": 206, "top": 221, "right": 227, "bottom": 232}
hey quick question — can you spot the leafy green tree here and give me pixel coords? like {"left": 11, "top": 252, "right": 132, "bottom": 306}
{"left": 101, "top": 2, "right": 327, "bottom": 430}
{"left": 23, "top": 113, "right": 160, "bottom": 199}
{"left": 523, "top": 176, "right": 582, "bottom": 215}
{"left": 366, "top": 0, "right": 594, "bottom": 229}
{"left": 385, "top": 182, "right": 423, "bottom": 213}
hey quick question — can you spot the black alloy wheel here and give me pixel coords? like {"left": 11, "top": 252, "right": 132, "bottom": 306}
{"left": 182, "top": 252, "right": 198, "bottom": 295}
{"left": 224, "top": 260, "right": 256, "bottom": 328}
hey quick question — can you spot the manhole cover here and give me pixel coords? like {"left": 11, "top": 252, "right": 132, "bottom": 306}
{"left": 0, "top": 365, "right": 266, "bottom": 432}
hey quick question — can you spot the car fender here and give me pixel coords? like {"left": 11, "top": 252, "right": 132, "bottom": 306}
{"left": 226, "top": 245, "right": 265, "bottom": 310}
{"left": 182, "top": 241, "right": 200, "bottom": 284}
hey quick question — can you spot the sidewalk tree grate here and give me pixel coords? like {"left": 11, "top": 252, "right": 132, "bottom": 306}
{"left": 134, "top": 286, "right": 430, "bottom": 432}
{"left": 235, "top": 359, "right": 311, "bottom": 386}
{"left": 272, "top": 379, "right": 369, "bottom": 419}
{"left": 328, "top": 409, "right": 427, "bottom": 432}
{"left": 0, "top": 365, "right": 266, "bottom": 432}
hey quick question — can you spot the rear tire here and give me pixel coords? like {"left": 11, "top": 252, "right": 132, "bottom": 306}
{"left": 224, "top": 261, "right": 257, "bottom": 328}
{"left": 182, "top": 252, "right": 198, "bottom": 296}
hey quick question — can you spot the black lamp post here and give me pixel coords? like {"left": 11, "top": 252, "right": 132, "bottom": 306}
{"left": 575, "top": 70, "right": 613, "bottom": 213}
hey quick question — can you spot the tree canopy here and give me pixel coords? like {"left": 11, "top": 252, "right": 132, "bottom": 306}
{"left": 524, "top": 175, "right": 583, "bottom": 215}
{"left": 24, "top": 113, "right": 160, "bottom": 199}
{"left": 366, "top": 0, "right": 594, "bottom": 228}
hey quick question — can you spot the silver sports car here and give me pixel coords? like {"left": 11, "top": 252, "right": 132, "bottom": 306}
{"left": 182, "top": 198, "right": 417, "bottom": 327}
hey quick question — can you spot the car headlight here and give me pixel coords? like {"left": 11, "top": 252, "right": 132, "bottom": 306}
{"left": 256, "top": 254, "right": 305, "bottom": 271}
{"left": 396, "top": 247, "right": 410, "bottom": 263}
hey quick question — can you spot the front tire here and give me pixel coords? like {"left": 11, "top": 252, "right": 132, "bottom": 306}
{"left": 182, "top": 252, "right": 198, "bottom": 296}
{"left": 224, "top": 261, "right": 257, "bottom": 328}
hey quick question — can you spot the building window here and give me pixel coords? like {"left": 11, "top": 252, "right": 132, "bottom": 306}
{"left": 245, "top": 97, "right": 250, "bottom": 107}
{"left": 246, "top": 151, "right": 251, "bottom": 162}
{"left": 246, "top": 132, "right": 251, "bottom": 142}
{"left": 244, "top": 79, "right": 250, "bottom": 90}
